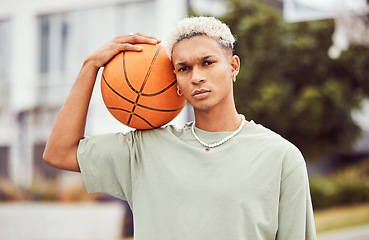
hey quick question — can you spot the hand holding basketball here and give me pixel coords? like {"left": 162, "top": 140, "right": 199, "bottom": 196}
{"left": 86, "top": 33, "right": 161, "bottom": 70}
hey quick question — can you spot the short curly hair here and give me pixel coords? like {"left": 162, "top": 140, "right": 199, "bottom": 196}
{"left": 166, "top": 16, "right": 236, "bottom": 59}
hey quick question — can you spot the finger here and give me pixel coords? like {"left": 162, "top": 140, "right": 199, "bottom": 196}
{"left": 133, "top": 33, "right": 161, "bottom": 42}
{"left": 129, "top": 34, "right": 161, "bottom": 45}
{"left": 114, "top": 33, "right": 161, "bottom": 44}
{"left": 100, "top": 43, "right": 143, "bottom": 67}
{"left": 115, "top": 43, "right": 143, "bottom": 52}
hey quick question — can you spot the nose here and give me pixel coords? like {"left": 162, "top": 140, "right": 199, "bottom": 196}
{"left": 191, "top": 67, "right": 206, "bottom": 85}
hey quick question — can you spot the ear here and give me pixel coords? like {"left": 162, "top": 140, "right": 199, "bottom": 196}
{"left": 230, "top": 55, "right": 240, "bottom": 77}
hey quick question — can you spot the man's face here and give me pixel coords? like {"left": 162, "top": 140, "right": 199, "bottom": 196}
{"left": 172, "top": 35, "right": 239, "bottom": 112}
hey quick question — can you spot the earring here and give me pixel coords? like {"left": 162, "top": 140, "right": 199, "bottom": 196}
{"left": 232, "top": 74, "right": 237, "bottom": 83}
{"left": 177, "top": 86, "right": 182, "bottom": 96}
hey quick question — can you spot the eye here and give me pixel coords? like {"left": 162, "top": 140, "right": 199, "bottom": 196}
{"left": 204, "top": 61, "right": 214, "bottom": 66}
{"left": 178, "top": 66, "right": 189, "bottom": 72}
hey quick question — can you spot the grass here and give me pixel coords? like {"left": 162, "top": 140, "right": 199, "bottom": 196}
{"left": 314, "top": 202, "right": 369, "bottom": 233}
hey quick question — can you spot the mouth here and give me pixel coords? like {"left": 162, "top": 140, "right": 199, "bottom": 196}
{"left": 192, "top": 89, "right": 211, "bottom": 100}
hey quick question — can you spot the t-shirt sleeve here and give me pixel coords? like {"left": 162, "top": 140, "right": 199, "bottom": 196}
{"left": 276, "top": 146, "right": 317, "bottom": 240}
{"left": 77, "top": 132, "right": 139, "bottom": 204}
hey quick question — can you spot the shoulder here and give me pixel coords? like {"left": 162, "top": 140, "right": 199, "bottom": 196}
{"left": 246, "top": 121, "right": 306, "bottom": 172}
{"left": 78, "top": 132, "right": 133, "bottom": 155}
{"left": 80, "top": 123, "right": 191, "bottom": 151}
{"left": 128, "top": 123, "right": 192, "bottom": 145}
{"left": 246, "top": 121, "right": 298, "bottom": 152}
{"left": 133, "top": 123, "right": 191, "bottom": 137}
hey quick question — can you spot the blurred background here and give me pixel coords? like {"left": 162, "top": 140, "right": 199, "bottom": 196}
{"left": 0, "top": 0, "right": 368, "bottom": 239}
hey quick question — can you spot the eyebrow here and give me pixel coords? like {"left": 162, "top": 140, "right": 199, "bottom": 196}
{"left": 200, "top": 55, "right": 215, "bottom": 61}
{"left": 175, "top": 55, "right": 216, "bottom": 67}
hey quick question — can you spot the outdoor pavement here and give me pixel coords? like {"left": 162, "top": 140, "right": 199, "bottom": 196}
{"left": 0, "top": 202, "right": 124, "bottom": 240}
{"left": 318, "top": 224, "right": 369, "bottom": 240}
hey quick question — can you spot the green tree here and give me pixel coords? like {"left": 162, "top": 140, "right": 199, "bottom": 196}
{"left": 221, "top": 0, "right": 369, "bottom": 160}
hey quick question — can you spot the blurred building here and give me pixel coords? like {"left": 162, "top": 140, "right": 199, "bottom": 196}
{"left": 0, "top": 0, "right": 189, "bottom": 187}
{"left": 190, "top": 0, "right": 228, "bottom": 16}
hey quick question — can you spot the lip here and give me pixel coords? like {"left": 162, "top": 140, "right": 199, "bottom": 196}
{"left": 192, "top": 89, "right": 211, "bottom": 100}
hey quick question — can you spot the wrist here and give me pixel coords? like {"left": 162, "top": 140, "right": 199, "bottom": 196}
{"left": 83, "top": 55, "right": 100, "bottom": 72}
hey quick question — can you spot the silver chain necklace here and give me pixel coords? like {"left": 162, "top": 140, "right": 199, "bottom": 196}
{"left": 191, "top": 114, "right": 246, "bottom": 151}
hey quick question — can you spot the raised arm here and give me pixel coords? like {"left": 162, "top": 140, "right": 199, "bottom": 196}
{"left": 43, "top": 33, "right": 160, "bottom": 172}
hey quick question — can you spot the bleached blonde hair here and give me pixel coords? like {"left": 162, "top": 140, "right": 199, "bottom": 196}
{"left": 166, "top": 16, "right": 236, "bottom": 59}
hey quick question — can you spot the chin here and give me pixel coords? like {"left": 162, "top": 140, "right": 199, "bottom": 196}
{"left": 192, "top": 103, "right": 213, "bottom": 112}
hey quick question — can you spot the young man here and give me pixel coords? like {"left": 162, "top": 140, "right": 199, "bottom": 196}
{"left": 43, "top": 17, "right": 317, "bottom": 239}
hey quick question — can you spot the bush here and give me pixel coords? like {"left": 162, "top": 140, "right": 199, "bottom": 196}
{"left": 310, "top": 158, "right": 369, "bottom": 209}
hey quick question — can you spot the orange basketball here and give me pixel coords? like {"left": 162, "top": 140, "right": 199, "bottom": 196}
{"left": 101, "top": 44, "right": 186, "bottom": 129}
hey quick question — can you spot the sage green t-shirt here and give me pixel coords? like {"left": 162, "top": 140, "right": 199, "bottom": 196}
{"left": 77, "top": 121, "right": 317, "bottom": 240}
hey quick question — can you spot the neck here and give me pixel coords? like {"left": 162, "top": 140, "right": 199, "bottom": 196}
{"left": 193, "top": 107, "right": 242, "bottom": 132}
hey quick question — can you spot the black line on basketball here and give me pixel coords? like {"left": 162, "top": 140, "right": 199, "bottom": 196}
{"left": 122, "top": 45, "right": 177, "bottom": 97}
{"left": 140, "top": 80, "right": 177, "bottom": 97}
{"left": 107, "top": 106, "right": 131, "bottom": 113}
{"left": 127, "top": 103, "right": 137, "bottom": 125}
{"left": 108, "top": 106, "right": 154, "bottom": 128}
{"left": 102, "top": 74, "right": 135, "bottom": 105}
{"left": 122, "top": 51, "right": 140, "bottom": 94}
{"left": 136, "top": 103, "right": 185, "bottom": 112}
{"left": 132, "top": 112, "right": 155, "bottom": 128}
{"left": 122, "top": 45, "right": 163, "bottom": 95}
{"left": 138, "top": 45, "right": 162, "bottom": 92}
{"left": 127, "top": 45, "right": 162, "bottom": 125}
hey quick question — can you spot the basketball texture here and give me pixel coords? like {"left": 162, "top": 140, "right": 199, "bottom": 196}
{"left": 101, "top": 44, "right": 186, "bottom": 129}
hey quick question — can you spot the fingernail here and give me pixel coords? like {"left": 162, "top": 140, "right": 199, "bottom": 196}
{"left": 137, "top": 46, "right": 143, "bottom": 50}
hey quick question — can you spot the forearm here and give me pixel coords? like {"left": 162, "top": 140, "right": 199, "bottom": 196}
{"left": 43, "top": 60, "right": 99, "bottom": 171}
{"left": 58, "top": 59, "right": 99, "bottom": 144}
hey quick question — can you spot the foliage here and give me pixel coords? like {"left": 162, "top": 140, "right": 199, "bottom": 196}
{"left": 310, "top": 158, "right": 369, "bottom": 209}
{"left": 0, "top": 176, "right": 106, "bottom": 202}
{"left": 221, "top": 0, "right": 369, "bottom": 160}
